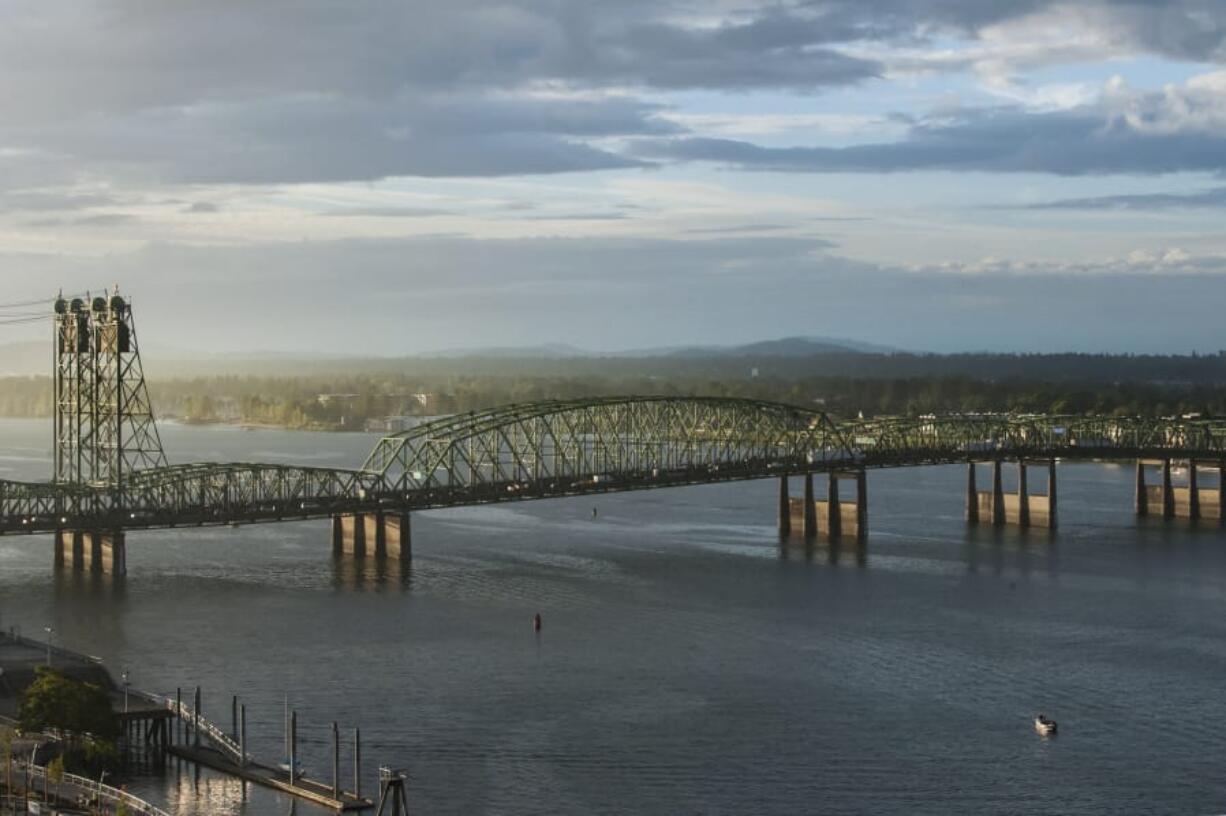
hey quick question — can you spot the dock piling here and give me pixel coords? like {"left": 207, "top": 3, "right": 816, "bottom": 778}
{"left": 332, "top": 721, "right": 340, "bottom": 800}
{"left": 290, "top": 710, "right": 298, "bottom": 787}
{"left": 355, "top": 727, "right": 362, "bottom": 799}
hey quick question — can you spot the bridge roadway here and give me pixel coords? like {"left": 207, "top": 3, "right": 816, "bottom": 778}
{"left": 1, "top": 397, "right": 1223, "bottom": 536}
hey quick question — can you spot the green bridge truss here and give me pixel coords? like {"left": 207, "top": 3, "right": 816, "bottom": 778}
{"left": 3, "top": 396, "right": 1226, "bottom": 534}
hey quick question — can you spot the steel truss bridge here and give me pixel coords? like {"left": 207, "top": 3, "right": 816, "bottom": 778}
{"left": 2, "top": 396, "right": 1225, "bottom": 536}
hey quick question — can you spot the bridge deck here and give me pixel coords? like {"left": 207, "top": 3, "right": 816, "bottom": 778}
{"left": 2, "top": 403, "right": 1225, "bottom": 536}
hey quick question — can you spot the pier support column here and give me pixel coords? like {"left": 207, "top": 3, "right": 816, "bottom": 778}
{"left": 802, "top": 474, "right": 817, "bottom": 538}
{"left": 826, "top": 473, "right": 842, "bottom": 540}
{"left": 1017, "top": 461, "right": 1031, "bottom": 528}
{"left": 991, "top": 460, "right": 1005, "bottom": 527}
{"left": 855, "top": 469, "right": 868, "bottom": 540}
{"left": 777, "top": 476, "right": 791, "bottom": 536}
{"left": 1219, "top": 459, "right": 1225, "bottom": 526}
{"left": 55, "top": 530, "right": 83, "bottom": 570}
{"left": 1135, "top": 461, "right": 1148, "bottom": 516}
{"left": 96, "top": 532, "right": 125, "bottom": 576}
{"left": 1189, "top": 463, "right": 1201, "bottom": 521}
{"left": 382, "top": 513, "right": 411, "bottom": 560}
{"left": 1161, "top": 458, "right": 1175, "bottom": 518}
{"left": 966, "top": 463, "right": 979, "bottom": 523}
{"left": 364, "top": 513, "right": 385, "bottom": 557}
{"left": 336, "top": 514, "right": 366, "bottom": 557}
{"left": 1048, "top": 460, "right": 1058, "bottom": 530}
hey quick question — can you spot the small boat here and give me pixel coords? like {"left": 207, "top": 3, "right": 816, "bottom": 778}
{"left": 278, "top": 758, "right": 306, "bottom": 776}
{"left": 1034, "top": 714, "right": 1057, "bottom": 735}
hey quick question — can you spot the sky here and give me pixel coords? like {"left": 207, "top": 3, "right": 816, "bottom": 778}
{"left": 3, "top": 0, "right": 1226, "bottom": 354}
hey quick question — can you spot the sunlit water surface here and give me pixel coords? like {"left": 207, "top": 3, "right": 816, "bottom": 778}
{"left": 2, "top": 419, "right": 1226, "bottom": 814}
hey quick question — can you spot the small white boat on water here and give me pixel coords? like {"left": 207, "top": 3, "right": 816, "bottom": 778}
{"left": 1034, "top": 714, "right": 1057, "bottom": 736}
{"left": 278, "top": 758, "right": 306, "bottom": 776}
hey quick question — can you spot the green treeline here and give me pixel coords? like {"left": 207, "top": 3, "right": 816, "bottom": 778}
{"left": 3, "top": 369, "right": 1226, "bottom": 429}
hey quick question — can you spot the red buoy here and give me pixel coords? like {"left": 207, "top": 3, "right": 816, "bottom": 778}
{"left": 533, "top": 613, "right": 542, "bottom": 632}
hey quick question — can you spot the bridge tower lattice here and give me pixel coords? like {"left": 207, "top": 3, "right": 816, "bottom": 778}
{"left": 53, "top": 287, "right": 167, "bottom": 487}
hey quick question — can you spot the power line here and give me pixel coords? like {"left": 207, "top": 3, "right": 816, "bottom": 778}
{"left": 0, "top": 289, "right": 118, "bottom": 327}
{"left": 0, "top": 289, "right": 102, "bottom": 310}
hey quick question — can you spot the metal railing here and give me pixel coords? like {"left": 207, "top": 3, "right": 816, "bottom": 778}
{"left": 24, "top": 761, "right": 171, "bottom": 816}
{"left": 6, "top": 629, "right": 105, "bottom": 666}
{"left": 133, "top": 690, "right": 246, "bottom": 765}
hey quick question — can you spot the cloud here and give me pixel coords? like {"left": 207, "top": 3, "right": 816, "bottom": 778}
{"left": 322, "top": 206, "right": 450, "bottom": 218}
{"left": 6, "top": 93, "right": 663, "bottom": 184}
{"left": 11, "top": 0, "right": 1226, "bottom": 188}
{"left": 519, "top": 211, "right": 630, "bottom": 221}
{"left": 1023, "top": 186, "right": 1226, "bottom": 210}
{"left": 634, "top": 72, "right": 1226, "bottom": 176}
{"left": 21, "top": 213, "right": 136, "bottom": 228}
{"left": 0, "top": 190, "right": 122, "bottom": 213}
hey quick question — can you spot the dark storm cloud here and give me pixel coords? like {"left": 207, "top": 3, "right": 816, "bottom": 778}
{"left": 1024, "top": 186, "right": 1226, "bottom": 210}
{"left": 7, "top": 93, "right": 664, "bottom": 183}
{"left": 636, "top": 102, "right": 1226, "bottom": 175}
{"left": 2, "top": 1, "right": 1226, "bottom": 184}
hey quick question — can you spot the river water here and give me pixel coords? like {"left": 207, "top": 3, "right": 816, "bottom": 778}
{"left": 1, "top": 418, "right": 1226, "bottom": 815}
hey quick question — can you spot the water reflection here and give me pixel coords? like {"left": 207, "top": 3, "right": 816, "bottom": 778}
{"left": 777, "top": 535, "right": 868, "bottom": 567}
{"left": 962, "top": 526, "right": 1060, "bottom": 579}
{"left": 330, "top": 555, "right": 411, "bottom": 592}
{"left": 53, "top": 565, "right": 127, "bottom": 597}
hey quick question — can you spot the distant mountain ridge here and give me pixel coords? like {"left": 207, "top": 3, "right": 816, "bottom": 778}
{"left": 0, "top": 335, "right": 897, "bottom": 376}
{"left": 421, "top": 336, "right": 899, "bottom": 359}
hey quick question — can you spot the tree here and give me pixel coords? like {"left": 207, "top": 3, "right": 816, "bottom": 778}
{"left": 46, "top": 755, "right": 64, "bottom": 803}
{"left": 19, "top": 668, "right": 119, "bottom": 743}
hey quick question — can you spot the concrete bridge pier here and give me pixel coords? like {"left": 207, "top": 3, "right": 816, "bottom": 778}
{"left": 782, "top": 470, "right": 867, "bottom": 542}
{"left": 967, "top": 459, "right": 1057, "bottom": 529}
{"left": 55, "top": 529, "right": 126, "bottom": 575}
{"left": 332, "top": 512, "right": 411, "bottom": 559}
{"left": 1136, "top": 458, "right": 1226, "bottom": 522}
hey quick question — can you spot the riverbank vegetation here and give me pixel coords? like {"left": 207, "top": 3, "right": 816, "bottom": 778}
{"left": 1, "top": 352, "right": 1226, "bottom": 430}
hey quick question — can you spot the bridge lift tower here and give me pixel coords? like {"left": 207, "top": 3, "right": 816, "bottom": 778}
{"left": 52, "top": 288, "right": 166, "bottom": 574}
{"left": 53, "top": 287, "right": 167, "bottom": 488}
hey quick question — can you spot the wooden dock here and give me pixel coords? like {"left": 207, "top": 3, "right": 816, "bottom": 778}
{"left": 169, "top": 744, "right": 372, "bottom": 811}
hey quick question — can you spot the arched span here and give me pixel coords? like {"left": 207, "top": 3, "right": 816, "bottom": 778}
{"left": 362, "top": 396, "right": 853, "bottom": 503}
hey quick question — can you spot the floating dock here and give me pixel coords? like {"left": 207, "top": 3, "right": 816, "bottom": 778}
{"left": 169, "top": 744, "right": 372, "bottom": 811}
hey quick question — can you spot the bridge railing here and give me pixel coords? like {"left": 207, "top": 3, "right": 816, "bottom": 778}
{"left": 25, "top": 761, "right": 171, "bottom": 816}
